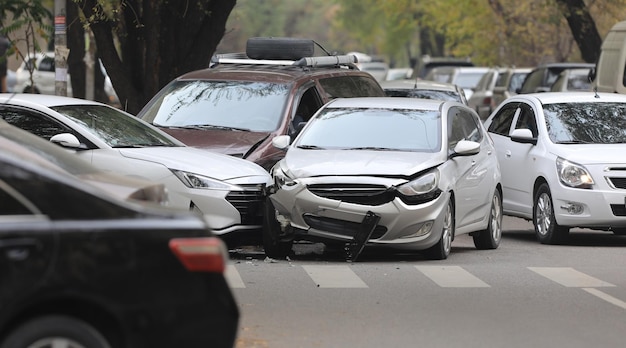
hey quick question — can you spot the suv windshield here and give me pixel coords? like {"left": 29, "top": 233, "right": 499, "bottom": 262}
{"left": 544, "top": 102, "right": 626, "bottom": 144}
{"left": 141, "top": 80, "right": 291, "bottom": 132}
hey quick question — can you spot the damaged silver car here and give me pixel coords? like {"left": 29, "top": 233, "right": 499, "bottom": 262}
{"left": 264, "top": 97, "right": 502, "bottom": 260}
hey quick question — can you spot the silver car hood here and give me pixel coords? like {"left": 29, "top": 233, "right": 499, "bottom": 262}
{"left": 282, "top": 148, "right": 444, "bottom": 178}
{"left": 552, "top": 144, "right": 626, "bottom": 166}
{"left": 118, "top": 147, "right": 271, "bottom": 182}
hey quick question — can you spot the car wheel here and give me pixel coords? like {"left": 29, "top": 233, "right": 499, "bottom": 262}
{"left": 0, "top": 315, "right": 111, "bottom": 348}
{"left": 533, "top": 183, "right": 569, "bottom": 244}
{"left": 473, "top": 189, "right": 502, "bottom": 250}
{"left": 262, "top": 198, "right": 293, "bottom": 259}
{"left": 425, "top": 198, "right": 454, "bottom": 260}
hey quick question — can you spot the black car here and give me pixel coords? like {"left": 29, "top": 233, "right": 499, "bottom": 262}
{"left": 0, "top": 139, "right": 239, "bottom": 348}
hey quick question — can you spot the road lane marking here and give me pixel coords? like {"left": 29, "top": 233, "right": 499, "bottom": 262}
{"left": 415, "top": 265, "right": 490, "bottom": 288}
{"left": 226, "top": 264, "right": 245, "bottom": 288}
{"left": 528, "top": 267, "right": 615, "bottom": 287}
{"left": 302, "top": 265, "right": 368, "bottom": 288}
{"left": 583, "top": 288, "right": 626, "bottom": 310}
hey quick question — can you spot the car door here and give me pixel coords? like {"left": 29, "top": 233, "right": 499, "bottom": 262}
{"left": 488, "top": 102, "right": 537, "bottom": 216}
{"left": 0, "top": 164, "right": 55, "bottom": 320}
{"left": 447, "top": 106, "right": 494, "bottom": 229}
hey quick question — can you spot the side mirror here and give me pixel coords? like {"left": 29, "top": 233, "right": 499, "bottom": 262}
{"left": 50, "top": 133, "right": 81, "bottom": 149}
{"left": 450, "top": 140, "right": 480, "bottom": 158}
{"left": 272, "top": 135, "right": 291, "bottom": 150}
{"left": 510, "top": 128, "right": 537, "bottom": 145}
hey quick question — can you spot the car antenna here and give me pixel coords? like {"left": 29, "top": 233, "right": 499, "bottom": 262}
{"left": 312, "top": 40, "right": 332, "bottom": 56}
{"left": 593, "top": 86, "right": 600, "bottom": 98}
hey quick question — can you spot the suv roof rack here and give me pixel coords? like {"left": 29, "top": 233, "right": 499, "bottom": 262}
{"left": 211, "top": 52, "right": 358, "bottom": 69}
{"left": 211, "top": 37, "right": 358, "bottom": 69}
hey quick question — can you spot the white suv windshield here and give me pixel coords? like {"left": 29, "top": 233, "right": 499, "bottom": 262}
{"left": 143, "top": 80, "right": 291, "bottom": 132}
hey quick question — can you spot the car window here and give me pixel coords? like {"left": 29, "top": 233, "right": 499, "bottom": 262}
{"left": 297, "top": 107, "right": 441, "bottom": 152}
{"left": 141, "top": 80, "right": 290, "bottom": 132}
{"left": 514, "top": 104, "right": 538, "bottom": 137}
{"left": 494, "top": 71, "right": 508, "bottom": 87}
{"left": 52, "top": 105, "right": 179, "bottom": 148}
{"left": 291, "top": 87, "right": 323, "bottom": 133}
{"left": 0, "top": 180, "right": 34, "bottom": 215}
{"left": 38, "top": 57, "right": 55, "bottom": 72}
{"left": 318, "top": 76, "right": 384, "bottom": 99}
{"left": 509, "top": 72, "right": 527, "bottom": 92}
{"left": 543, "top": 102, "right": 626, "bottom": 144}
{"left": 488, "top": 104, "right": 518, "bottom": 136}
{"left": 520, "top": 69, "right": 545, "bottom": 93}
{"left": 454, "top": 72, "right": 487, "bottom": 89}
{"left": 448, "top": 106, "right": 482, "bottom": 150}
{"left": 0, "top": 107, "right": 71, "bottom": 140}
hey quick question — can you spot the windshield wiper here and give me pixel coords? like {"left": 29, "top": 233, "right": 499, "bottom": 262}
{"left": 183, "top": 124, "right": 251, "bottom": 132}
{"left": 297, "top": 145, "right": 325, "bottom": 150}
{"left": 555, "top": 140, "right": 593, "bottom": 144}
{"left": 345, "top": 147, "right": 396, "bottom": 151}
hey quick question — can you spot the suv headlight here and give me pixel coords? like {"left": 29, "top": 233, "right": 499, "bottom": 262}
{"left": 397, "top": 170, "right": 442, "bottom": 204}
{"left": 556, "top": 157, "right": 594, "bottom": 189}
{"left": 172, "top": 170, "right": 234, "bottom": 190}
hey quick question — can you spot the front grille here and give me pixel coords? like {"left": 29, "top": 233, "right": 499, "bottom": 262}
{"left": 307, "top": 184, "right": 394, "bottom": 206}
{"left": 610, "top": 204, "right": 626, "bottom": 216}
{"left": 303, "top": 214, "right": 387, "bottom": 239}
{"left": 225, "top": 184, "right": 265, "bottom": 225}
{"left": 608, "top": 177, "right": 626, "bottom": 189}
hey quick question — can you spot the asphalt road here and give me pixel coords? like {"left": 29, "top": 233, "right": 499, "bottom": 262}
{"left": 228, "top": 216, "right": 626, "bottom": 348}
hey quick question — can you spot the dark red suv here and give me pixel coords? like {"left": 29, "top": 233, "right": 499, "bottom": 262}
{"left": 137, "top": 37, "right": 386, "bottom": 171}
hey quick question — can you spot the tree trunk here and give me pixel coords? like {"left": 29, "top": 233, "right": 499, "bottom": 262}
{"left": 555, "top": 0, "right": 602, "bottom": 63}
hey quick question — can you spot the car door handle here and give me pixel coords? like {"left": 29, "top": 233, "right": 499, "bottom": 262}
{"left": 0, "top": 238, "right": 42, "bottom": 261}
{"left": 505, "top": 150, "right": 512, "bottom": 158}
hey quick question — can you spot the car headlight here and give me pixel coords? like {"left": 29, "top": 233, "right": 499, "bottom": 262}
{"left": 271, "top": 165, "right": 296, "bottom": 189}
{"left": 556, "top": 157, "right": 594, "bottom": 189}
{"left": 396, "top": 170, "right": 442, "bottom": 204}
{"left": 172, "top": 170, "right": 235, "bottom": 190}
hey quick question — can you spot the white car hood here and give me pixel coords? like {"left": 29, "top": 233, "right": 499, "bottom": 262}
{"left": 283, "top": 149, "right": 444, "bottom": 177}
{"left": 554, "top": 145, "right": 626, "bottom": 165}
{"left": 118, "top": 147, "right": 271, "bottom": 181}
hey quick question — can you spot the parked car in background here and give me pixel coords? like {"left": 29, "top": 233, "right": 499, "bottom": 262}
{"left": 0, "top": 143, "right": 239, "bottom": 348}
{"left": 424, "top": 66, "right": 490, "bottom": 99}
{"left": 265, "top": 97, "right": 502, "bottom": 260}
{"left": 550, "top": 68, "right": 592, "bottom": 92}
{"left": 467, "top": 67, "right": 505, "bottom": 120}
{"left": 13, "top": 52, "right": 119, "bottom": 105}
{"left": 138, "top": 37, "right": 386, "bottom": 171}
{"left": 411, "top": 55, "right": 474, "bottom": 79}
{"left": 380, "top": 79, "right": 468, "bottom": 104}
{"left": 0, "top": 120, "right": 168, "bottom": 205}
{"left": 484, "top": 92, "right": 626, "bottom": 244}
{"left": 0, "top": 94, "right": 272, "bottom": 246}
{"left": 385, "top": 67, "right": 413, "bottom": 81}
{"left": 492, "top": 67, "right": 531, "bottom": 108}
{"left": 591, "top": 20, "right": 626, "bottom": 94}
{"left": 349, "top": 51, "right": 389, "bottom": 82}
{"left": 6, "top": 69, "right": 16, "bottom": 92}
{"left": 517, "top": 62, "right": 594, "bottom": 94}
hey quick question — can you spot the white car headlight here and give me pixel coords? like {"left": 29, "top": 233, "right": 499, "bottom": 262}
{"left": 556, "top": 157, "right": 594, "bottom": 189}
{"left": 172, "top": 170, "right": 234, "bottom": 190}
{"left": 397, "top": 170, "right": 442, "bottom": 204}
{"left": 271, "top": 165, "right": 295, "bottom": 189}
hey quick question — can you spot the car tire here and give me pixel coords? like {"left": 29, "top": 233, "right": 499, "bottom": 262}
{"left": 246, "top": 37, "right": 314, "bottom": 60}
{"left": 0, "top": 315, "right": 111, "bottom": 348}
{"left": 262, "top": 198, "right": 293, "bottom": 259}
{"left": 533, "top": 183, "right": 569, "bottom": 244}
{"left": 425, "top": 198, "right": 454, "bottom": 260}
{"left": 473, "top": 189, "right": 503, "bottom": 250}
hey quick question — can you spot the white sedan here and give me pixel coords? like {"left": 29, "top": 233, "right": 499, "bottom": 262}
{"left": 484, "top": 92, "right": 626, "bottom": 244}
{"left": 266, "top": 97, "right": 502, "bottom": 260}
{"left": 0, "top": 94, "right": 272, "bottom": 244}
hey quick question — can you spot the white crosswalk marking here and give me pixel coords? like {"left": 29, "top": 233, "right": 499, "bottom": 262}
{"left": 415, "top": 265, "right": 490, "bottom": 288}
{"left": 302, "top": 265, "right": 368, "bottom": 288}
{"left": 225, "top": 264, "right": 245, "bottom": 288}
{"left": 583, "top": 288, "right": 626, "bottom": 310}
{"left": 528, "top": 267, "right": 615, "bottom": 287}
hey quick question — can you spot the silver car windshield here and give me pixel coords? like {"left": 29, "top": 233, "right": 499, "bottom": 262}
{"left": 52, "top": 105, "right": 179, "bottom": 148}
{"left": 296, "top": 108, "right": 441, "bottom": 152}
{"left": 544, "top": 102, "right": 626, "bottom": 144}
{"left": 143, "top": 80, "right": 291, "bottom": 132}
